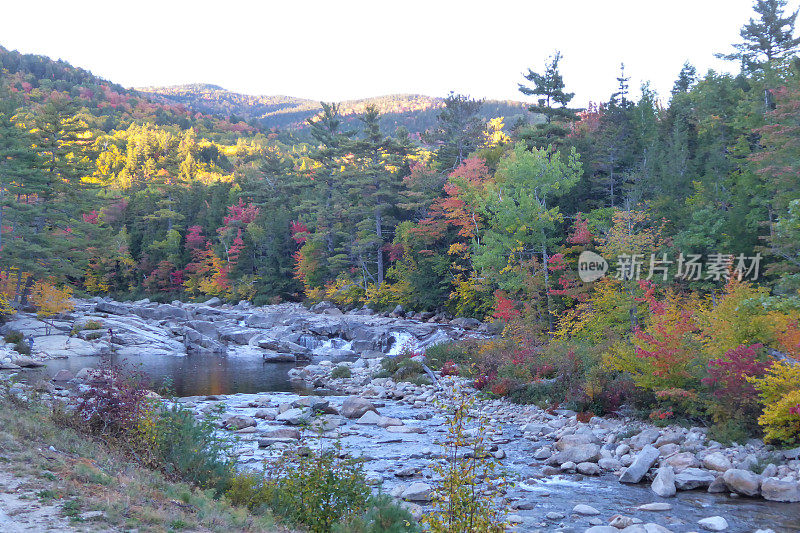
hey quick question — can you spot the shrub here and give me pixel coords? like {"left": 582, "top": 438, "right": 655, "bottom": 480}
{"left": 702, "top": 344, "right": 771, "bottom": 430}
{"left": 138, "top": 402, "right": 236, "bottom": 494}
{"left": 4, "top": 331, "right": 23, "bottom": 344}
{"left": 331, "top": 365, "right": 352, "bottom": 379}
{"left": 751, "top": 360, "right": 800, "bottom": 446}
{"left": 69, "top": 362, "right": 235, "bottom": 493}
{"left": 227, "top": 442, "right": 371, "bottom": 533}
{"left": 83, "top": 320, "right": 103, "bottom": 330}
{"left": 74, "top": 363, "right": 149, "bottom": 437}
{"left": 13, "top": 341, "right": 30, "bottom": 355}
{"left": 85, "top": 332, "right": 102, "bottom": 341}
{"left": 440, "top": 360, "right": 460, "bottom": 377}
{"left": 332, "top": 495, "right": 421, "bottom": 533}
{"left": 423, "top": 388, "right": 506, "bottom": 533}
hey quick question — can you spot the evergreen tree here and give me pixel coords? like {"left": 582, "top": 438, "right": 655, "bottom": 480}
{"left": 1, "top": 94, "right": 97, "bottom": 300}
{"left": 423, "top": 93, "right": 484, "bottom": 171}
{"left": 671, "top": 61, "right": 698, "bottom": 97}
{"left": 519, "top": 51, "right": 576, "bottom": 123}
{"left": 717, "top": 0, "right": 800, "bottom": 71}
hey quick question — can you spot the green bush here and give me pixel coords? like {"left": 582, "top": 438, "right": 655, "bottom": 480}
{"left": 4, "top": 331, "right": 23, "bottom": 344}
{"left": 140, "top": 402, "right": 236, "bottom": 494}
{"left": 332, "top": 495, "right": 420, "bottom": 532}
{"left": 83, "top": 320, "right": 103, "bottom": 330}
{"left": 13, "top": 341, "right": 30, "bottom": 355}
{"left": 227, "top": 443, "right": 371, "bottom": 533}
{"left": 85, "top": 332, "right": 103, "bottom": 341}
{"left": 331, "top": 365, "right": 352, "bottom": 379}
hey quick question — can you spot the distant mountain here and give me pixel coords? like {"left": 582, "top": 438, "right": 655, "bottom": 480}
{"left": 138, "top": 84, "right": 539, "bottom": 134}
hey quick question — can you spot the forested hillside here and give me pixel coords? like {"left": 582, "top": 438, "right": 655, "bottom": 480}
{"left": 2, "top": 0, "right": 800, "bottom": 444}
{"left": 139, "top": 83, "right": 538, "bottom": 135}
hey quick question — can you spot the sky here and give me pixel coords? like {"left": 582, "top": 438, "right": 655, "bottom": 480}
{"left": 0, "top": 0, "right": 794, "bottom": 107}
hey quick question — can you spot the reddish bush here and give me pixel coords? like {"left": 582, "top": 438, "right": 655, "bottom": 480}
{"left": 74, "top": 362, "right": 150, "bottom": 437}
{"left": 703, "top": 344, "right": 771, "bottom": 421}
{"left": 440, "top": 360, "right": 460, "bottom": 377}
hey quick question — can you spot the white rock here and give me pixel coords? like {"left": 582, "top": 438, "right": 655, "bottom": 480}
{"left": 698, "top": 516, "right": 728, "bottom": 531}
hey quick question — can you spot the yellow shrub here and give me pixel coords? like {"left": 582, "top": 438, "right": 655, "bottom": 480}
{"left": 751, "top": 361, "right": 800, "bottom": 445}
{"left": 323, "top": 277, "right": 365, "bottom": 308}
{"left": 757, "top": 389, "right": 800, "bottom": 445}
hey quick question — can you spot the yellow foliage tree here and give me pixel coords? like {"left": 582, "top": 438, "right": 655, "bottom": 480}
{"left": 750, "top": 361, "right": 800, "bottom": 445}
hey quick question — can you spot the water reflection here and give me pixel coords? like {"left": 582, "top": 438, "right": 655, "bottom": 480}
{"left": 20, "top": 352, "right": 297, "bottom": 397}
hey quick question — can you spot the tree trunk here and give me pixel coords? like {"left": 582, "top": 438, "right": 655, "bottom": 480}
{"left": 375, "top": 208, "right": 384, "bottom": 286}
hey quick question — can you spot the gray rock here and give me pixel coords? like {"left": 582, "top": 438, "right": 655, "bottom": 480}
{"left": 630, "top": 428, "right": 660, "bottom": 449}
{"left": 698, "top": 516, "right": 728, "bottom": 531}
{"left": 51, "top": 369, "right": 74, "bottom": 381}
{"left": 674, "top": 467, "right": 716, "bottom": 490}
{"left": 651, "top": 465, "right": 676, "bottom": 497}
{"left": 222, "top": 414, "right": 256, "bottom": 430}
{"left": 586, "top": 528, "right": 618, "bottom": 533}
{"left": 573, "top": 504, "right": 600, "bottom": 515}
{"left": 637, "top": 502, "right": 672, "bottom": 511}
{"left": 662, "top": 451, "right": 699, "bottom": 473}
{"left": 702, "top": 451, "right": 732, "bottom": 472}
{"left": 276, "top": 408, "right": 312, "bottom": 425}
{"left": 12, "top": 356, "right": 45, "bottom": 368}
{"left": 619, "top": 445, "right": 660, "bottom": 483}
{"left": 401, "top": 481, "right": 432, "bottom": 501}
{"left": 760, "top": 477, "right": 800, "bottom": 502}
{"left": 577, "top": 462, "right": 601, "bottom": 475}
{"left": 340, "top": 396, "right": 377, "bottom": 418}
{"left": 260, "top": 428, "right": 300, "bottom": 439}
{"left": 551, "top": 443, "right": 601, "bottom": 464}
{"left": 722, "top": 468, "right": 761, "bottom": 496}
{"left": 356, "top": 410, "right": 383, "bottom": 425}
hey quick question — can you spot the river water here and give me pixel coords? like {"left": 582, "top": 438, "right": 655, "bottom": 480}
{"left": 21, "top": 352, "right": 298, "bottom": 396}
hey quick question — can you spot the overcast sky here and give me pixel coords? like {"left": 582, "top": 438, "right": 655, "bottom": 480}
{"left": 1, "top": 0, "right": 792, "bottom": 106}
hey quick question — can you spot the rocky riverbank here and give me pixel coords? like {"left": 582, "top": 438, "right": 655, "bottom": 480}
{"left": 0, "top": 297, "right": 489, "bottom": 369}
{"left": 190, "top": 354, "right": 800, "bottom": 532}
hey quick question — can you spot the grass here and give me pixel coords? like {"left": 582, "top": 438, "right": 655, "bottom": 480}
{"left": 0, "top": 390, "right": 290, "bottom": 533}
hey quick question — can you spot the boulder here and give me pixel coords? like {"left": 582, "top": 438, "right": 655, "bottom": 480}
{"left": 551, "top": 443, "right": 601, "bottom": 465}
{"left": 572, "top": 504, "right": 600, "bottom": 516}
{"left": 276, "top": 408, "right": 312, "bottom": 425}
{"left": 651, "top": 465, "right": 676, "bottom": 497}
{"left": 260, "top": 428, "right": 300, "bottom": 440}
{"left": 401, "top": 482, "right": 432, "bottom": 502}
{"left": 222, "top": 415, "right": 256, "bottom": 430}
{"left": 698, "top": 516, "right": 728, "bottom": 531}
{"left": 722, "top": 468, "right": 761, "bottom": 497}
{"left": 340, "top": 396, "right": 377, "bottom": 418}
{"left": 702, "top": 452, "right": 732, "bottom": 473}
{"left": 619, "top": 445, "right": 660, "bottom": 484}
{"left": 674, "top": 467, "right": 716, "bottom": 490}
{"left": 95, "top": 301, "right": 129, "bottom": 315}
{"left": 577, "top": 462, "right": 601, "bottom": 475}
{"left": 630, "top": 428, "right": 660, "bottom": 449}
{"left": 761, "top": 477, "right": 800, "bottom": 502}
{"left": 11, "top": 356, "right": 45, "bottom": 368}
{"left": 450, "top": 317, "right": 481, "bottom": 329}
{"left": 356, "top": 410, "right": 383, "bottom": 425}
{"left": 663, "top": 451, "right": 699, "bottom": 473}
{"left": 556, "top": 434, "right": 598, "bottom": 450}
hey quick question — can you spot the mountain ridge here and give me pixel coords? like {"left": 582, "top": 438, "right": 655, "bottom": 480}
{"left": 137, "top": 83, "right": 539, "bottom": 132}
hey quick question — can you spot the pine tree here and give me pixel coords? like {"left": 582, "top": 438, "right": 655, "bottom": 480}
{"left": 346, "top": 106, "right": 414, "bottom": 286}
{"left": 1, "top": 94, "right": 97, "bottom": 301}
{"left": 423, "top": 93, "right": 485, "bottom": 171}
{"left": 671, "top": 62, "right": 697, "bottom": 97}
{"left": 717, "top": 0, "right": 800, "bottom": 71}
{"left": 519, "top": 51, "right": 576, "bottom": 123}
